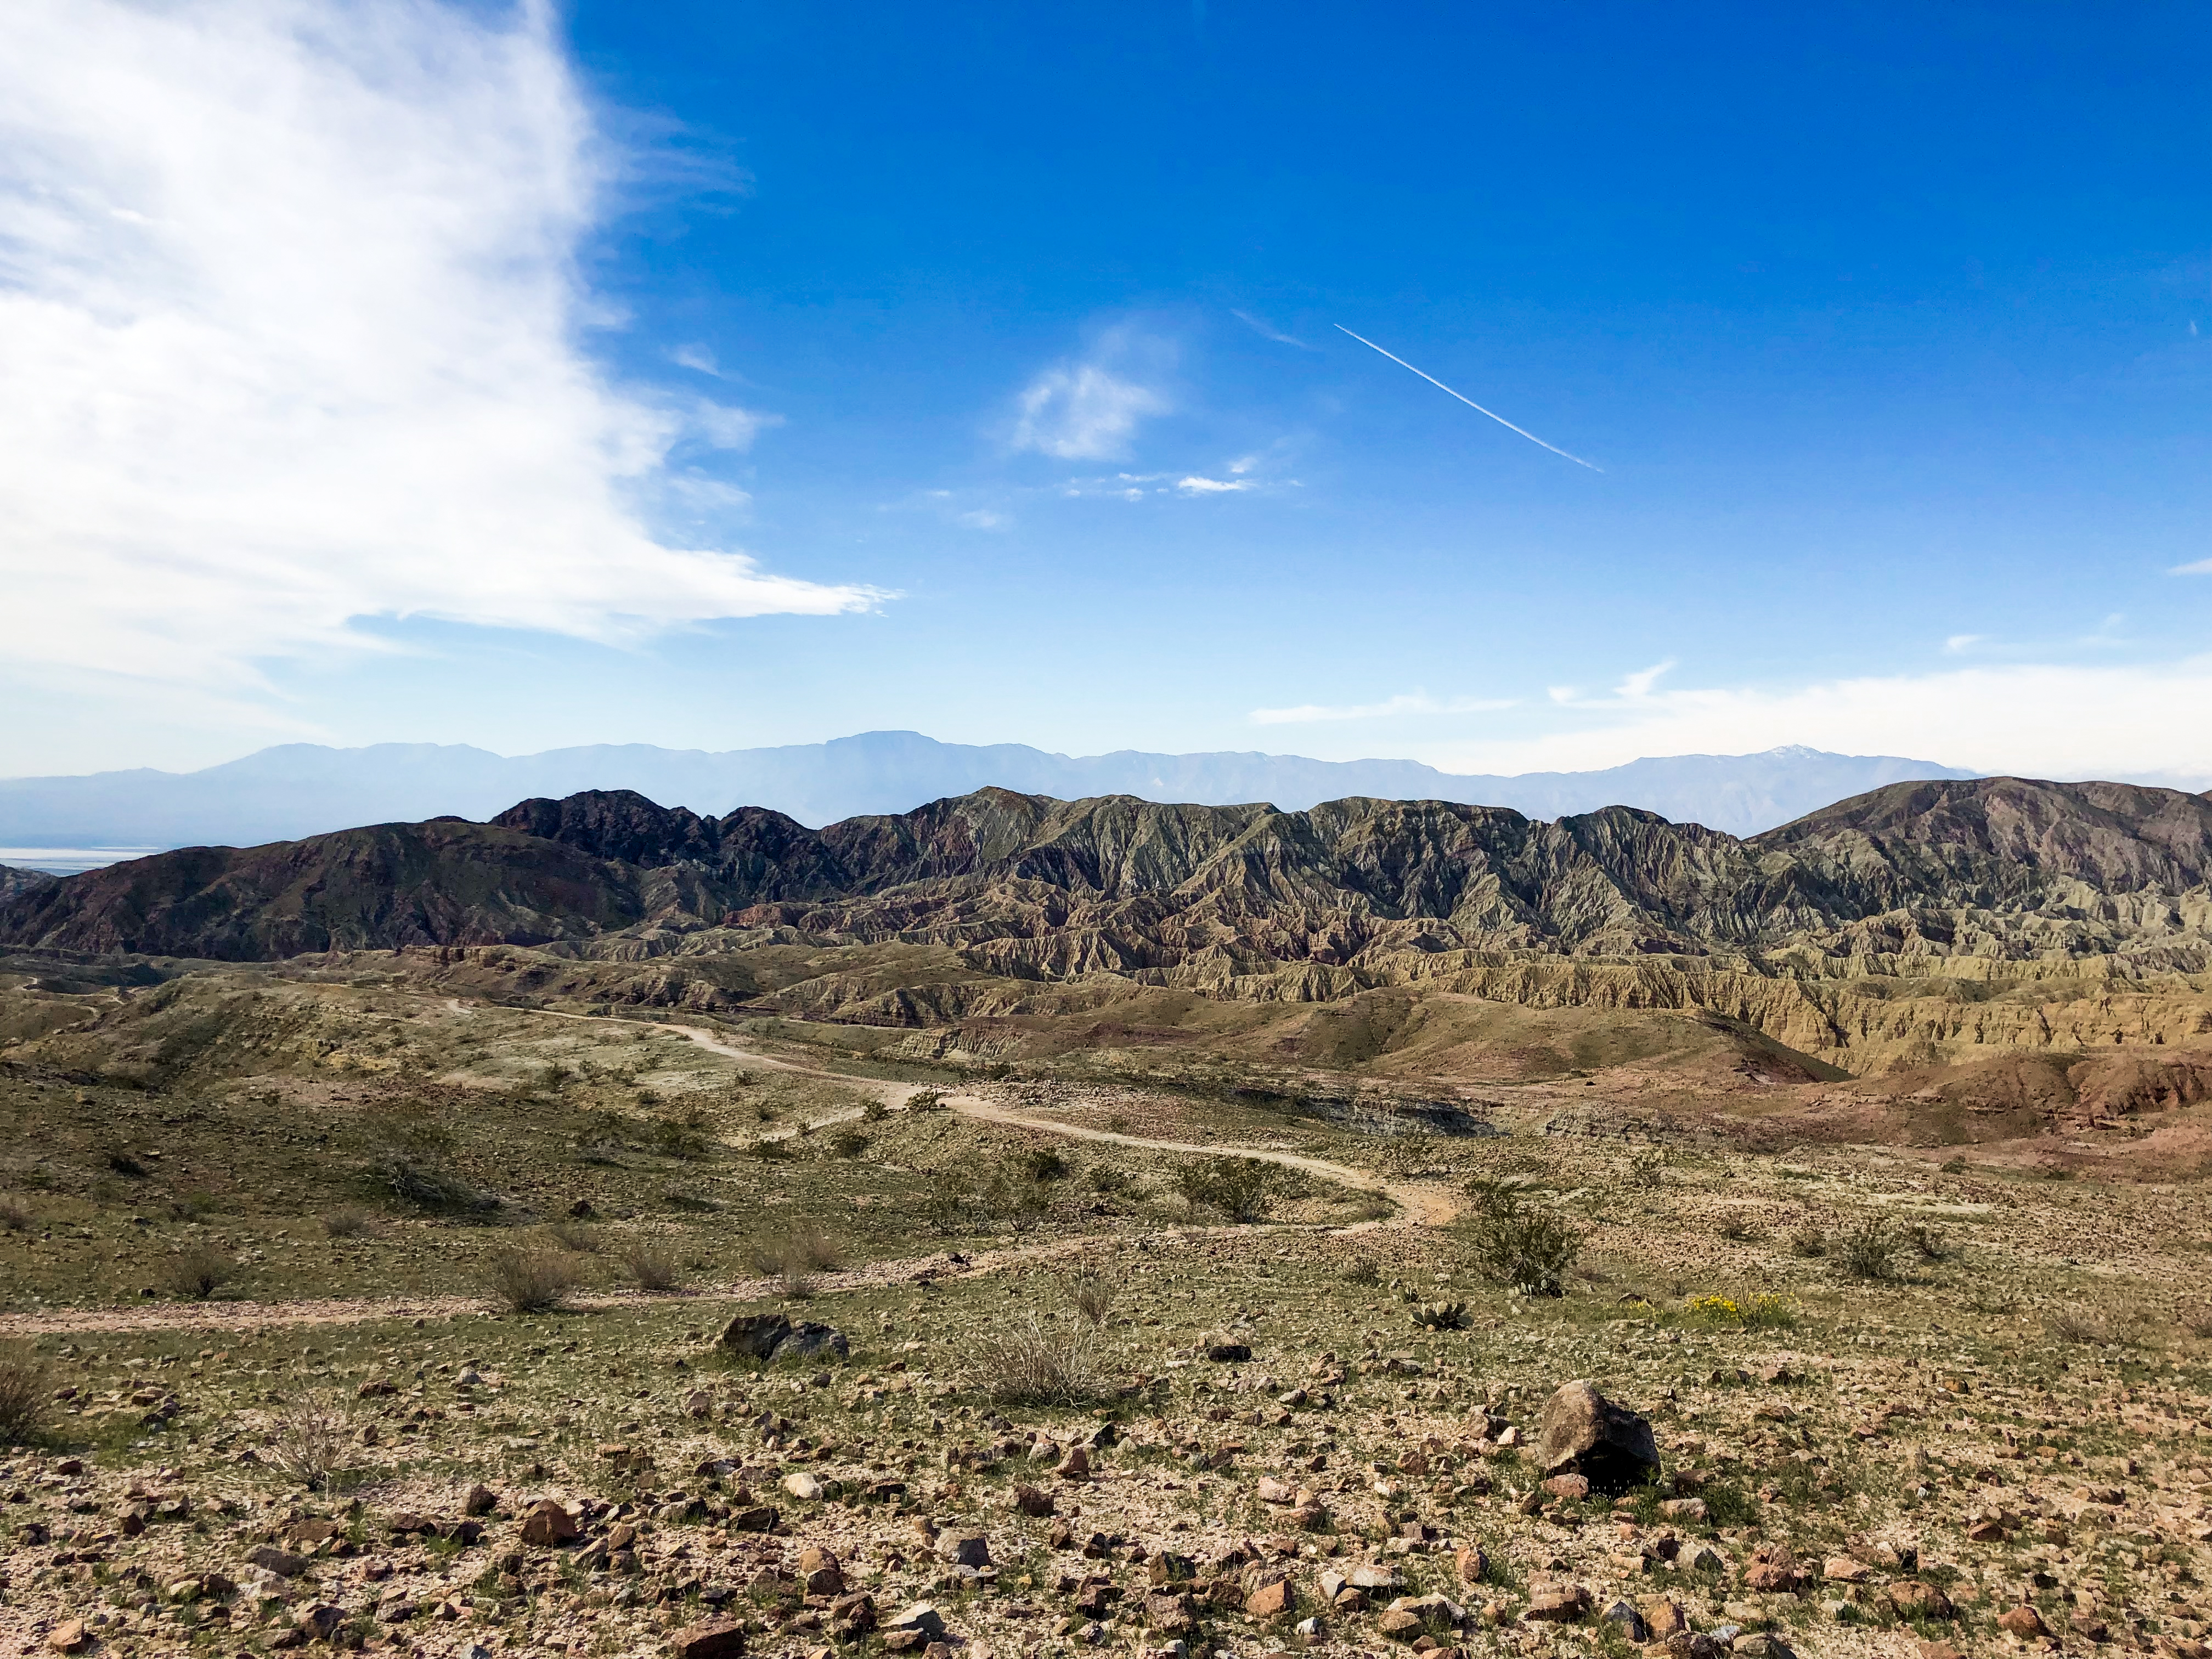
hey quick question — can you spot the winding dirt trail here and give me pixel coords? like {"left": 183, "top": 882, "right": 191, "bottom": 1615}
{"left": 0, "top": 1010, "right": 1457, "bottom": 1339}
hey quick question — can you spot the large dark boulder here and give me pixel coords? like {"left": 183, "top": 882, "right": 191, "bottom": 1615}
{"left": 1537, "top": 1380, "right": 1660, "bottom": 1494}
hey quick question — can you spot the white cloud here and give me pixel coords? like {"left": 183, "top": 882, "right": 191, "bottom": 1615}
{"left": 2172, "top": 558, "right": 2212, "bottom": 575}
{"left": 690, "top": 400, "right": 782, "bottom": 450}
{"left": 0, "top": 0, "right": 878, "bottom": 697}
{"left": 1009, "top": 330, "right": 1169, "bottom": 460}
{"left": 1419, "top": 658, "right": 2212, "bottom": 782}
{"left": 670, "top": 343, "right": 720, "bottom": 374}
{"left": 1613, "top": 658, "right": 1675, "bottom": 699}
{"left": 1249, "top": 693, "right": 1518, "bottom": 725}
{"left": 1943, "top": 633, "right": 1985, "bottom": 653}
{"left": 1176, "top": 476, "right": 1251, "bottom": 494}
{"left": 955, "top": 509, "right": 1008, "bottom": 531}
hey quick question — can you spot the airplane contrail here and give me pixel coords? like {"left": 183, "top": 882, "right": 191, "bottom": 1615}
{"left": 1334, "top": 324, "right": 1602, "bottom": 471}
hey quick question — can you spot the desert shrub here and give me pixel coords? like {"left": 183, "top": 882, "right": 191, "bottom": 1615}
{"left": 1903, "top": 1221, "right": 1951, "bottom": 1262}
{"left": 905, "top": 1090, "right": 949, "bottom": 1112}
{"left": 1684, "top": 1293, "right": 1797, "bottom": 1331}
{"left": 651, "top": 1116, "right": 711, "bottom": 1160}
{"left": 748, "top": 1137, "right": 794, "bottom": 1161}
{"left": 1938, "top": 1156, "right": 1968, "bottom": 1174}
{"left": 1832, "top": 1217, "right": 1899, "bottom": 1282}
{"left": 0, "top": 1345, "right": 52, "bottom": 1443}
{"left": 168, "top": 1192, "right": 219, "bottom": 1221}
{"left": 103, "top": 1146, "right": 147, "bottom": 1177}
{"left": 1714, "top": 1213, "right": 1762, "bottom": 1243}
{"left": 616, "top": 1237, "right": 686, "bottom": 1294}
{"left": 663, "top": 1189, "right": 718, "bottom": 1212}
{"left": 2051, "top": 1307, "right": 2138, "bottom": 1346}
{"left": 1625, "top": 1150, "right": 1666, "bottom": 1190}
{"left": 1086, "top": 1164, "right": 1139, "bottom": 1197}
{"left": 1173, "top": 1158, "right": 1280, "bottom": 1223}
{"left": 965, "top": 1312, "right": 1113, "bottom": 1407}
{"left": 1786, "top": 1225, "right": 1827, "bottom": 1259}
{"left": 1411, "top": 1299, "right": 1470, "bottom": 1330}
{"left": 1019, "top": 1147, "right": 1070, "bottom": 1183}
{"left": 162, "top": 1244, "right": 232, "bottom": 1301}
{"left": 361, "top": 1097, "right": 455, "bottom": 1155}
{"left": 862, "top": 1100, "right": 890, "bottom": 1123}
{"left": 0, "top": 1194, "right": 31, "bottom": 1232}
{"left": 476, "top": 1244, "right": 584, "bottom": 1313}
{"left": 826, "top": 1127, "right": 870, "bottom": 1159}
{"left": 1465, "top": 1193, "right": 1579, "bottom": 1297}
{"left": 322, "top": 1207, "right": 377, "bottom": 1239}
{"left": 980, "top": 1166, "right": 1052, "bottom": 1227}
{"left": 546, "top": 1220, "right": 601, "bottom": 1252}
{"left": 371, "top": 1153, "right": 495, "bottom": 1215}
{"left": 2180, "top": 1302, "right": 2212, "bottom": 1340}
{"left": 1061, "top": 1269, "right": 1118, "bottom": 1327}
{"left": 1341, "top": 1256, "right": 1382, "bottom": 1287}
{"left": 266, "top": 1397, "right": 349, "bottom": 1491}
{"left": 749, "top": 1223, "right": 838, "bottom": 1297}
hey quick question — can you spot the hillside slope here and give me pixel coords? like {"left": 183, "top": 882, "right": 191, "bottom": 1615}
{"left": 5, "top": 777, "right": 2211, "bottom": 978}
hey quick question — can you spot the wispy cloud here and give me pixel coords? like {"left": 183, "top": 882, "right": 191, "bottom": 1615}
{"left": 1614, "top": 658, "right": 1675, "bottom": 699}
{"left": 1335, "top": 324, "right": 1602, "bottom": 471}
{"left": 670, "top": 343, "right": 720, "bottom": 375}
{"left": 1249, "top": 692, "right": 1517, "bottom": 725}
{"left": 2172, "top": 558, "right": 2212, "bottom": 575}
{"left": 0, "top": 0, "right": 879, "bottom": 699}
{"left": 1009, "top": 328, "right": 1171, "bottom": 460}
{"left": 1231, "top": 308, "right": 1310, "bottom": 348}
{"left": 1943, "top": 633, "right": 1985, "bottom": 653}
{"left": 1177, "top": 476, "right": 1251, "bottom": 494}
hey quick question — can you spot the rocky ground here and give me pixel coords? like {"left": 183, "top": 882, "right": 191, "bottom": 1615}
{"left": 3, "top": 978, "right": 2211, "bottom": 1659}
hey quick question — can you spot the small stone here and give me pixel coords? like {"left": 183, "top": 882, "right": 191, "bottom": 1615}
{"left": 669, "top": 1619, "right": 749, "bottom": 1659}
{"left": 1821, "top": 1556, "right": 1869, "bottom": 1584}
{"left": 1640, "top": 1597, "right": 1689, "bottom": 1640}
{"left": 521, "top": 1499, "right": 579, "bottom": 1545}
{"left": 1543, "top": 1472, "right": 1591, "bottom": 1500}
{"left": 1659, "top": 1498, "right": 1709, "bottom": 1523}
{"left": 295, "top": 1604, "right": 346, "bottom": 1641}
{"left": 1996, "top": 1606, "right": 2048, "bottom": 1638}
{"left": 249, "top": 1545, "right": 311, "bottom": 1578}
{"left": 935, "top": 1532, "right": 990, "bottom": 1568}
{"left": 1453, "top": 1544, "right": 1488, "bottom": 1584}
{"left": 1523, "top": 1582, "right": 1592, "bottom": 1623}
{"left": 1012, "top": 1483, "right": 1056, "bottom": 1517}
{"left": 1257, "top": 1475, "right": 1297, "bottom": 1504}
{"left": 782, "top": 1472, "right": 825, "bottom": 1501}
{"left": 45, "top": 1621, "right": 89, "bottom": 1654}
{"left": 1245, "top": 1579, "right": 1294, "bottom": 1618}
{"left": 1886, "top": 1582, "right": 1955, "bottom": 1621}
{"left": 1204, "top": 1341, "right": 1252, "bottom": 1363}
{"left": 730, "top": 1506, "right": 779, "bottom": 1532}
{"left": 464, "top": 1483, "right": 497, "bottom": 1516}
{"left": 1599, "top": 1600, "right": 1647, "bottom": 1641}
{"left": 884, "top": 1602, "right": 948, "bottom": 1639}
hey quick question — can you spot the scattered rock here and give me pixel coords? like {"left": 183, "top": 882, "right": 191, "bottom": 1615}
{"left": 248, "top": 1544, "right": 310, "bottom": 1578}
{"left": 670, "top": 1620, "right": 748, "bottom": 1659}
{"left": 885, "top": 1603, "right": 947, "bottom": 1639}
{"left": 521, "top": 1499, "right": 579, "bottom": 1546}
{"left": 1244, "top": 1578, "right": 1294, "bottom": 1618}
{"left": 464, "top": 1483, "right": 497, "bottom": 1516}
{"left": 45, "top": 1621, "right": 89, "bottom": 1654}
{"left": 778, "top": 1321, "right": 851, "bottom": 1362}
{"left": 1542, "top": 1472, "right": 1591, "bottom": 1500}
{"left": 1012, "top": 1483, "right": 1056, "bottom": 1517}
{"left": 1996, "top": 1606, "right": 2049, "bottom": 1638}
{"left": 1453, "top": 1544, "right": 1488, "bottom": 1584}
{"left": 1659, "top": 1497, "right": 1709, "bottom": 1523}
{"left": 935, "top": 1531, "right": 990, "bottom": 1568}
{"left": 1537, "top": 1381, "right": 1661, "bottom": 1495}
{"left": 1886, "top": 1582, "right": 1956, "bottom": 1621}
{"left": 782, "top": 1471, "right": 825, "bottom": 1501}
{"left": 719, "top": 1312, "right": 794, "bottom": 1359}
{"left": 1599, "top": 1599, "right": 1648, "bottom": 1641}
{"left": 1820, "top": 1555, "right": 1869, "bottom": 1584}
{"left": 1524, "top": 1583, "right": 1591, "bottom": 1623}
{"left": 1204, "top": 1340, "right": 1252, "bottom": 1363}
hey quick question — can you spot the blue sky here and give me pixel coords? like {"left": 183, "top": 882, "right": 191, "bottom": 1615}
{"left": 3, "top": 1, "right": 2208, "bottom": 781}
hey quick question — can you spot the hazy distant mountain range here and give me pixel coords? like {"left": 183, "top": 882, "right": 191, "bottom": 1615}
{"left": 0, "top": 731, "right": 1977, "bottom": 865}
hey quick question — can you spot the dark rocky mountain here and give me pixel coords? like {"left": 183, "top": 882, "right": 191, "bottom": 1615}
{"left": 3, "top": 776, "right": 2210, "bottom": 974}
{"left": 0, "top": 864, "right": 55, "bottom": 904}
